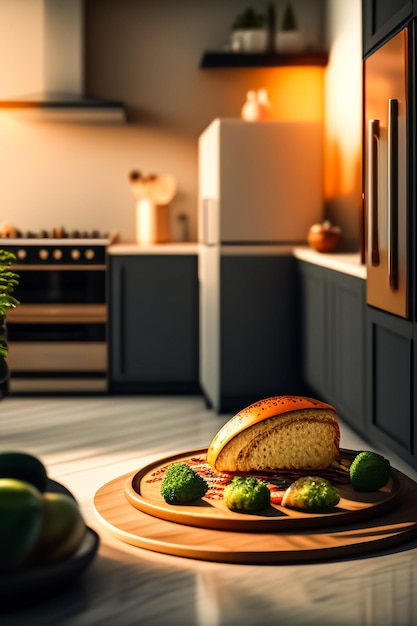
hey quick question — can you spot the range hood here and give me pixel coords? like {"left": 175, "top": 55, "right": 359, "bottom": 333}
{"left": 0, "top": 0, "right": 125, "bottom": 123}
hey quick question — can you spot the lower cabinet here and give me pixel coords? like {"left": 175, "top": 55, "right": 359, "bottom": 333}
{"left": 200, "top": 253, "right": 306, "bottom": 413}
{"left": 366, "top": 306, "right": 416, "bottom": 469}
{"left": 298, "top": 261, "right": 367, "bottom": 433}
{"left": 108, "top": 254, "right": 199, "bottom": 393}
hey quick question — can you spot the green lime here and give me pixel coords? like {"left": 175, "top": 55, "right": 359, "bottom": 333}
{"left": 0, "top": 478, "right": 43, "bottom": 571}
{"left": 350, "top": 451, "right": 391, "bottom": 491}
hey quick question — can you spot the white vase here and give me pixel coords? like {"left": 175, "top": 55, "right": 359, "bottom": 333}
{"left": 275, "top": 30, "right": 306, "bottom": 53}
{"left": 230, "top": 29, "right": 267, "bottom": 52}
{"left": 241, "top": 90, "right": 271, "bottom": 121}
{"left": 136, "top": 199, "right": 170, "bottom": 245}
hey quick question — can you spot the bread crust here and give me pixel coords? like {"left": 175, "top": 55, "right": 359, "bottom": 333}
{"left": 207, "top": 396, "right": 340, "bottom": 472}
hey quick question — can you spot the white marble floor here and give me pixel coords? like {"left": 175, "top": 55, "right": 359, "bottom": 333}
{"left": 0, "top": 394, "right": 416, "bottom": 626}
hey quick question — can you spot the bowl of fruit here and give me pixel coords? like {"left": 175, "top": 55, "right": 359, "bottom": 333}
{"left": 307, "top": 221, "right": 341, "bottom": 253}
{"left": 0, "top": 451, "right": 99, "bottom": 611}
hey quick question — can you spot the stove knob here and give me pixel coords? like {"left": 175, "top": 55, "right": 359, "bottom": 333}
{"left": 71, "top": 249, "right": 81, "bottom": 260}
{"left": 85, "top": 249, "right": 95, "bottom": 261}
{"left": 39, "top": 248, "right": 49, "bottom": 261}
{"left": 53, "top": 249, "right": 63, "bottom": 260}
{"left": 17, "top": 249, "right": 27, "bottom": 260}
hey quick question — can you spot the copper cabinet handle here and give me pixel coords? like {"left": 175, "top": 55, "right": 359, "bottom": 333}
{"left": 368, "top": 119, "right": 380, "bottom": 267}
{"left": 388, "top": 99, "right": 399, "bottom": 290}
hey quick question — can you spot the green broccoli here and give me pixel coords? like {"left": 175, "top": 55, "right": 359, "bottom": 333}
{"left": 349, "top": 451, "right": 391, "bottom": 492}
{"left": 223, "top": 476, "right": 270, "bottom": 513}
{"left": 160, "top": 462, "right": 208, "bottom": 504}
{"left": 281, "top": 476, "right": 340, "bottom": 510}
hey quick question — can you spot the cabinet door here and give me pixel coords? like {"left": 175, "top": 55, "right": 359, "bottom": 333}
{"left": 367, "top": 307, "right": 415, "bottom": 467}
{"left": 329, "top": 273, "right": 367, "bottom": 430}
{"left": 298, "top": 262, "right": 329, "bottom": 399}
{"left": 298, "top": 262, "right": 366, "bottom": 430}
{"left": 219, "top": 255, "right": 303, "bottom": 411}
{"left": 362, "top": 0, "right": 412, "bottom": 56}
{"left": 109, "top": 255, "right": 199, "bottom": 392}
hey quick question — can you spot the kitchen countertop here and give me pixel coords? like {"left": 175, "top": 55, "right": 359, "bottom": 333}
{"left": 0, "top": 395, "right": 416, "bottom": 625}
{"left": 293, "top": 247, "right": 366, "bottom": 279}
{"left": 109, "top": 243, "right": 367, "bottom": 279}
{"left": 108, "top": 242, "right": 200, "bottom": 255}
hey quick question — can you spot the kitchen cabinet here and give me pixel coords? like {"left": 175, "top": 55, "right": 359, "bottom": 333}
{"left": 200, "top": 252, "right": 305, "bottom": 413}
{"left": 297, "top": 261, "right": 367, "bottom": 433}
{"left": 362, "top": 6, "right": 417, "bottom": 470}
{"left": 200, "top": 51, "right": 328, "bottom": 68}
{"left": 108, "top": 253, "right": 199, "bottom": 394}
{"left": 362, "top": 0, "right": 413, "bottom": 55}
{"left": 366, "top": 307, "right": 416, "bottom": 469}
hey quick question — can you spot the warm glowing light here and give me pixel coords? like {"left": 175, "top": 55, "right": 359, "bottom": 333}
{"left": 136, "top": 197, "right": 156, "bottom": 245}
{"left": 323, "top": 6, "right": 362, "bottom": 205}
{"left": 267, "top": 67, "right": 325, "bottom": 122}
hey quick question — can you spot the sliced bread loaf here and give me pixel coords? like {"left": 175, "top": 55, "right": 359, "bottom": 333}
{"left": 207, "top": 396, "right": 340, "bottom": 472}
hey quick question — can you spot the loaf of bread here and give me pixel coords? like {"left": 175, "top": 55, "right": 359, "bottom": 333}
{"left": 207, "top": 396, "right": 340, "bottom": 472}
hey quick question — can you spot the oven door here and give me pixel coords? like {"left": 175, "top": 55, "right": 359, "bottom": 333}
{"left": 6, "top": 266, "right": 108, "bottom": 394}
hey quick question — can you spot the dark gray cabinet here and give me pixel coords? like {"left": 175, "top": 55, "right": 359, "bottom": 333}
{"left": 362, "top": 0, "right": 413, "bottom": 56}
{"left": 366, "top": 307, "right": 416, "bottom": 468}
{"left": 200, "top": 253, "right": 305, "bottom": 413}
{"left": 297, "top": 261, "right": 328, "bottom": 400}
{"left": 362, "top": 1, "right": 417, "bottom": 470}
{"left": 108, "top": 254, "right": 199, "bottom": 393}
{"left": 298, "top": 261, "right": 367, "bottom": 432}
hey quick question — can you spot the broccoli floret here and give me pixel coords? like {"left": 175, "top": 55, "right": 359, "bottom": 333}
{"left": 223, "top": 476, "right": 270, "bottom": 513}
{"left": 349, "top": 451, "right": 391, "bottom": 492}
{"left": 282, "top": 476, "right": 340, "bottom": 510}
{"left": 160, "top": 462, "right": 208, "bottom": 504}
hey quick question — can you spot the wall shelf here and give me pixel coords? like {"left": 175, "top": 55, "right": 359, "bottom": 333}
{"left": 200, "top": 51, "right": 328, "bottom": 68}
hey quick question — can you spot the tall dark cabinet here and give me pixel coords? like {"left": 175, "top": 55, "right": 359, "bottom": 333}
{"left": 362, "top": 0, "right": 417, "bottom": 469}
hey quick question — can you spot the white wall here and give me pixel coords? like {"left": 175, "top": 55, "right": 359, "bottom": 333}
{"left": 324, "top": 0, "right": 362, "bottom": 251}
{"left": 0, "top": 0, "right": 328, "bottom": 242}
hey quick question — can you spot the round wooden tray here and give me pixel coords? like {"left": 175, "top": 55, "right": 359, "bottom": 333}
{"left": 93, "top": 452, "right": 417, "bottom": 564}
{"left": 124, "top": 448, "right": 402, "bottom": 531}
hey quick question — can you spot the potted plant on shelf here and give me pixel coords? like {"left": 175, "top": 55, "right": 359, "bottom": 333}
{"left": 230, "top": 7, "right": 267, "bottom": 52}
{"left": 0, "top": 250, "right": 19, "bottom": 390}
{"left": 276, "top": 3, "right": 306, "bottom": 52}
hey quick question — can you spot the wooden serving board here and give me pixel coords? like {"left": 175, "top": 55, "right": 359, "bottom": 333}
{"left": 123, "top": 448, "right": 401, "bottom": 531}
{"left": 94, "top": 450, "right": 417, "bottom": 564}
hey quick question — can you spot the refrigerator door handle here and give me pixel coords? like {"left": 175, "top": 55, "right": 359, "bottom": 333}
{"left": 368, "top": 119, "right": 380, "bottom": 266}
{"left": 388, "top": 98, "right": 399, "bottom": 290}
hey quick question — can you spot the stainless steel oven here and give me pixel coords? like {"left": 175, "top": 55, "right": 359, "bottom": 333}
{"left": 1, "top": 231, "right": 115, "bottom": 394}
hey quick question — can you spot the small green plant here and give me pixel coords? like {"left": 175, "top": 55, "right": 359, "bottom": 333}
{"left": 282, "top": 3, "right": 298, "bottom": 31}
{"left": 0, "top": 249, "right": 19, "bottom": 360}
{"left": 232, "top": 8, "right": 266, "bottom": 30}
{"left": 0, "top": 250, "right": 19, "bottom": 314}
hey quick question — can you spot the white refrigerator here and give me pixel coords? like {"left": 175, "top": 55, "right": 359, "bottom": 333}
{"left": 198, "top": 118, "right": 324, "bottom": 412}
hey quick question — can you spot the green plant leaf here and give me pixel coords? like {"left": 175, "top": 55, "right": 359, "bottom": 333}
{"left": 232, "top": 8, "right": 266, "bottom": 30}
{"left": 0, "top": 250, "right": 20, "bottom": 365}
{"left": 282, "top": 3, "right": 298, "bottom": 31}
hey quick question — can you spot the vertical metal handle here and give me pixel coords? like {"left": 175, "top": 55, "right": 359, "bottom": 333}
{"left": 368, "top": 119, "right": 380, "bottom": 266}
{"left": 388, "top": 98, "right": 399, "bottom": 290}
